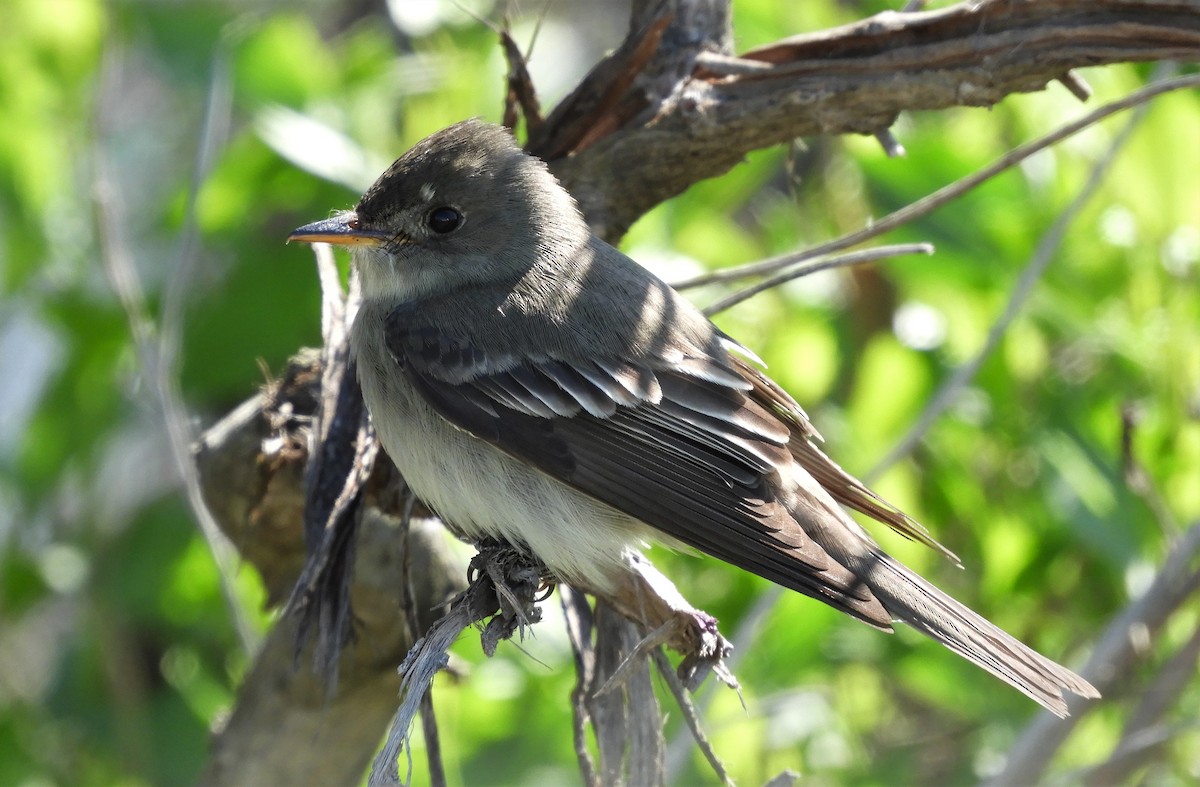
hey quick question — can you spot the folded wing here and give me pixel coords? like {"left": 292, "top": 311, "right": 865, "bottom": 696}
{"left": 385, "top": 309, "right": 894, "bottom": 627}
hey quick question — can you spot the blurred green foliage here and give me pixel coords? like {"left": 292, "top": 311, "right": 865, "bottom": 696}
{"left": 0, "top": 0, "right": 1197, "bottom": 785}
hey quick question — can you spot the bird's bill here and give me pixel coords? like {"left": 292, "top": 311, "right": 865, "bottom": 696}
{"left": 288, "top": 214, "right": 393, "bottom": 247}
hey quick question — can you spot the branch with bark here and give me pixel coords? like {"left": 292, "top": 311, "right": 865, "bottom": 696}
{"left": 535, "top": 0, "right": 1200, "bottom": 238}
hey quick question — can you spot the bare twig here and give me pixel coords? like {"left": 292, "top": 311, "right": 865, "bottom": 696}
{"left": 153, "top": 47, "right": 259, "bottom": 650}
{"left": 1057, "top": 70, "right": 1094, "bottom": 102}
{"left": 868, "top": 89, "right": 1152, "bottom": 476}
{"left": 92, "top": 43, "right": 257, "bottom": 654}
{"left": 397, "top": 491, "right": 447, "bottom": 787}
{"left": 593, "top": 619, "right": 675, "bottom": 698}
{"left": 369, "top": 602, "right": 470, "bottom": 786}
{"left": 370, "top": 631, "right": 459, "bottom": 786}
{"left": 702, "top": 242, "right": 933, "bottom": 316}
{"left": 561, "top": 586, "right": 602, "bottom": 787}
{"left": 673, "top": 73, "right": 1200, "bottom": 291}
{"left": 873, "top": 127, "right": 906, "bottom": 158}
{"left": 651, "top": 648, "right": 733, "bottom": 787}
{"left": 417, "top": 692, "right": 446, "bottom": 787}
{"left": 369, "top": 545, "right": 551, "bottom": 785}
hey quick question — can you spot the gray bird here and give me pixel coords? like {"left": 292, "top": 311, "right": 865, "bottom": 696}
{"left": 289, "top": 119, "right": 1098, "bottom": 717}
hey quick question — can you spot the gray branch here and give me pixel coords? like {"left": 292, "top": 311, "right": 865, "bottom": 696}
{"left": 194, "top": 357, "right": 465, "bottom": 786}
{"left": 985, "top": 522, "right": 1200, "bottom": 786}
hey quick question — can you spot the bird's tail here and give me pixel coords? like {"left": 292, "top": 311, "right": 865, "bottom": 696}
{"left": 839, "top": 545, "right": 1099, "bottom": 717}
{"left": 732, "top": 356, "right": 1097, "bottom": 715}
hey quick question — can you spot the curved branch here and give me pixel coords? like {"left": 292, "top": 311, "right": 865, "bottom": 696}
{"left": 541, "top": 0, "right": 1200, "bottom": 239}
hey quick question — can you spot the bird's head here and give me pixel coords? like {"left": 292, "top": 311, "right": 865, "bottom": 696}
{"left": 289, "top": 118, "right": 586, "bottom": 303}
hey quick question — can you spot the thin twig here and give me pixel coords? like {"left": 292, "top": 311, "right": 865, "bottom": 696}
{"left": 1057, "top": 71, "right": 1093, "bottom": 103}
{"left": 370, "top": 606, "right": 471, "bottom": 786}
{"left": 651, "top": 648, "right": 733, "bottom": 787}
{"left": 867, "top": 80, "right": 1152, "bottom": 479}
{"left": 593, "top": 620, "right": 676, "bottom": 697}
{"left": 672, "top": 73, "right": 1200, "bottom": 292}
{"left": 92, "top": 43, "right": 257, "bottom": 654}
{"left": 156, "top": 48, "right": 260, "bottom": 649}
{"left": 703, "top": 242, "right": 933, "bottom": 316}
{"left": 418, "top": 691, "right": 447, "bottom": 787}
{"left": 561, "top": 586, "right": 601, "bottom": 787}
{"left": 873, "top": 128, "right": 906, "bottom": 158}
{"left": 398, "top": 491, "right": 447, "bottom": 787}
{"left": 371, "top": 546, "right": 549, "bottom": 784}
{"left": 664, "top": 579, "right": 781, "bottom": 781}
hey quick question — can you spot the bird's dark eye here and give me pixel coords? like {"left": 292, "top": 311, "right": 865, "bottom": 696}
{"left": 427, "top": 206, "right": 463, "bottom": 234}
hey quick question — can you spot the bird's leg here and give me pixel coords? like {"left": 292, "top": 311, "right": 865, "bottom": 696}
{"left": 467, "top": 540, "right": 555, "bottom": 655}
{"left": 568, "top": 552, "right": 738, "bottom": 693}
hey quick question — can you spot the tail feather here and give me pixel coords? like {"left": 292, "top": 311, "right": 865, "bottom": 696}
{"left": 734, "top": 353, "right": 1096, "bottom": 716}
{"left": 783, "top": 461, "right": 1097, "bottom": 716}
{"left": 845, "top": 547, "right": 1099, "bottom": 717}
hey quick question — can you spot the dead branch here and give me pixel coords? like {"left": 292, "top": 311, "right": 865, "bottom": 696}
{"left": 540, "top": 0, "right": 1200, "bottom": 239}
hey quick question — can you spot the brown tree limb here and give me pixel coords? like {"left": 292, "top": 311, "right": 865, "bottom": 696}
{"left": 539, "top": 0, "right": 1200, "bottom": 239}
